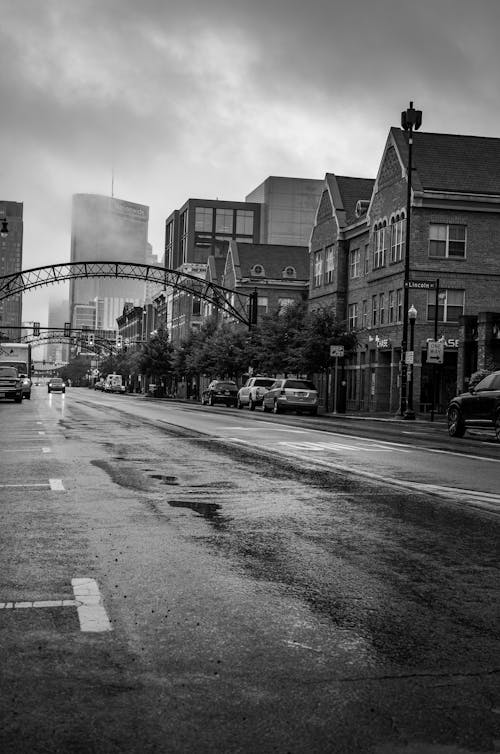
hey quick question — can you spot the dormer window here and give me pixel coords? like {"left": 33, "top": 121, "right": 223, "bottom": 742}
{"left": 251, "top": 264, "right": 265, "bottom": 277}
{"left": 282, "top": 266, "right": 296, "bottom": 279}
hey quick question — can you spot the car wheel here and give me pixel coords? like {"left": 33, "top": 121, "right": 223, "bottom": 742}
{"left": 494, "top": 411, "right": 500, "bottom": 442}
{"left": 14, "top": 395, "right": 22, "bottom": 403}
{"left": 273, "top": 400, "right": 282, "bottom": 414}
{"left": 249, "top": 397, "right": 256, "bottom": 411}
{"left": 447, "top": 406, "right": 465, "bottom": 438}
{"left": 237, "top": 397, "right": 243, "bottom": 409}
{"left": 309, "top": 408, "right": 318, "bottom": 416}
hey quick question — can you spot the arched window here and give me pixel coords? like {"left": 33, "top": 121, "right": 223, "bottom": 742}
{"left": 282, "top": 266, "right": 296, "bottom": 278}
{"left": 251, "top": 264, "right": 265, "bottom": 277}
{"left": 390, "top": 211, "right": 406, "bottom": 262}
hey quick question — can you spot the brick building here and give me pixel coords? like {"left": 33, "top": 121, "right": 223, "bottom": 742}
{"left": 309, "top": 129, "right": 500, "bottom": 414}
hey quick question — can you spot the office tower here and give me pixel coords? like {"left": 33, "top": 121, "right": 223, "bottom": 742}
{"left": 0, "top": 201, "right": 23, "bottom": 341}
{"left": 69, "top": 194, "right": 149, "bottom": 330}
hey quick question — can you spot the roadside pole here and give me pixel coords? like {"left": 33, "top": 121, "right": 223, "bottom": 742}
{"left": 330, "top": 345, "right": 344, "bottom": 414}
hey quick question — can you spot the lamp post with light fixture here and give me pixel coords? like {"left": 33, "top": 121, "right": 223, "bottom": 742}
{"left": 400, "top": 101, "right": 422, "bottom": 418}
{"left": 406, "top": 304, "right": 417, "bottom": 418}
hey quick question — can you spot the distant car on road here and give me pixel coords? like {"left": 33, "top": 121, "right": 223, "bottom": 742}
{"left": 201, "top": 380, "right": 238, "bottom": 407}
{"left": 237, "top": 376, "right": 275, "bottom": 410}
{"left": 0, "top": 366, "right": 23, "bottom": 403}
{"left": 48, "top": 377, "right": 66, "bottom": 394}
{"left": 262, "top": 378, "right": 319, "bottom": 416}
{"left": 447, "top": 370, "right": 500, "bottom": 440}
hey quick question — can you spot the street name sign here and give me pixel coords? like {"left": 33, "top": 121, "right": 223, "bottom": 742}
{"left": 405, "top": 279, "right": 437, "bottom": 290}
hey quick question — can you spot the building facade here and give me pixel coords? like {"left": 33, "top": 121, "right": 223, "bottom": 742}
{"left": 69, "top": 194, "right": 149, "bottom": 331}
{"left": 308, "top": 129, "right": 500, "bottom": 415}
{"left": 0, "top": 201, "right": 23, "bottom": 341}
{"left": 245, "top": 176, "right": 323, "bottom": 246}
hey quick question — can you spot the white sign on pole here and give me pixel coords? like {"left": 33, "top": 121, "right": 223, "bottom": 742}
{"left": 330, "top": 345, "right": 344, "bottom": 358}
{"left": 427, "top": 340, "right": 444, "bottom": 364}
{"left": 405, "top": 350, "right": 414, "bottom": 365}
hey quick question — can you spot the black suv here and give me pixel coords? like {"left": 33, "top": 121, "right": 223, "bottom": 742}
{"left": 201, "top": 380, "right": 238, "bottom": 407}
{"left": 447, "top": 370, "right": 500, "bottom": 440}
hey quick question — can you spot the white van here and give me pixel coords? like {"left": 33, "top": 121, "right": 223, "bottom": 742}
{"left": 104, "top": 374, "right": 126, "bottom": 393}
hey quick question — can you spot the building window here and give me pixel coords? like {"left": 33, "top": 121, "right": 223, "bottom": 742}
{"left": 180, "top": 210, "right": 188, "bottom": 264}
{"left": 236, "top": 210, "right": 254, "bottom": 235}
{"left": 429, "top": 223, "right": 466, "bottom": 258}
{"left": 349, "top": 248, "right": 360, "bottom": 279}
{"left": 427, "top": 289, "right": 464, "bottom": 322}
{"left": 396, "top": 289, "right": 403, "bottom": 322}
{"left": 192, "top": 297, "right": 201, "bottom": 316}
{"left": 362, "top": 299, "right": 368, "bottom": 328}
{"left": 325, "top": 245, "right": 335, "bottom": 283}
{"left": 364, "top": 244, "right": 370, "bottom": 275}
{"left": 282, "top": 266, "right": 296, "bottom": 279}
{"left": 251, "top": 264, "right": 265, "bottom": 277}
{"left": 258, "top": 296, "right": 268, "bottom": 315}
{"left": 379, "top": 293, "right": 385, "bottom": 325}
{"left": 388, "top": 290, "right": 395, "bottom": 323}
{"left": 215, "top": 208, "right": 233, "bottom": 234}
{"left": 165, "top": 221, "right": 174, "bottom": 268}
{"left": 314, "top": 250, "right": 323, "bottom": 287}
{"left": 195, "top": 207, "right": 213, "bottom": 232}
{"left": 373, "top": 222, "right": 387, "bottom": 269}
{"left": 390, "top": 213, "right": 405, "bottom": 262}
{"left": 348, "top": 302, "right": 358, "bottom": 330}
{"left": 371, "top": 295, "right": 378, "bottom": 327}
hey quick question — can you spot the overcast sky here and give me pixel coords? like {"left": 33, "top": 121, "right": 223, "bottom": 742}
{"left": 2, "top": 0, "right": 500, "bottom": 323}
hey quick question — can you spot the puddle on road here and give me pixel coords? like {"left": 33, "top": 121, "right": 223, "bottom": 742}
{"left": 167, "top": 500, "right": 221, "bottom": 518}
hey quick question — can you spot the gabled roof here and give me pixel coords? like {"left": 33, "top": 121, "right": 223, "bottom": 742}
{"left": 391, "top": 127, "right": 500, "bottom": 195}
{"left": 206, "top": 255, "right": 226, "bottom": 284}
{"left": 323, "top": 174, "right": 375, "bottom": 227}
{"left": 228, "top": 242, "right": 309, "bottom": 281}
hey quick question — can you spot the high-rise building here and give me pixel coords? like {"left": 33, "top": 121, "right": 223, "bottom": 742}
{"left": 46, "top": 298, "right": 70, "bottom": 367}
{"left": 0, "top": 201, "right": 23, "bottom": 341}
{"left": 69, "top": 194, "right": 149, "bottom": 330}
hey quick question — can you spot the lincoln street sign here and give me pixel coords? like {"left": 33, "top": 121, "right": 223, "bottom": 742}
{"left": 405, "top": 279, "right": 437, "bottom": 289}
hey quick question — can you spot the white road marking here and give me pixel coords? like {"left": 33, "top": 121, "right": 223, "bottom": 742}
{"left": 216, "top": 426, "right": 306, "bottom": 433}
{"left": 280, "top": 441, "right": 409, "bottom": 453}
{"left": 49, "top": 478, "right": 65, "bottom": 490}
{"left": 0, "top": 578, "right": 113, "bottom": 633}
{"left": 38, "top": 431, "right": 45, "bottom": 435}
{"left": 0, "top": 482, "right": 51, "bottom": 488}
{"left": 71, "top": 578, "right": 113, "bottom": 632}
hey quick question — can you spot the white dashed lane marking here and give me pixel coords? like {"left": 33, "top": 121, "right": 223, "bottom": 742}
{"left": 0, "top": 479, "right": 65, "bottom": 490}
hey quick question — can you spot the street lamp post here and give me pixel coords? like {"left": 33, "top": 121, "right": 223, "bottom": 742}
{"left": 406, "top": 304, "right": 417, "bottom": 418}
{"left": 400, "top": 101, "right": 422, "bottom": 418}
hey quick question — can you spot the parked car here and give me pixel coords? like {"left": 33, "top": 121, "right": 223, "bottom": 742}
{"left": 237, "top": 376, "right": 276, "bottom": 410}
{"left": 201, "top": 380, "right": 238, "bottom": 407}
{"left": 0, "top": 366, "right": 23, "bottom": 403}
{"left": 262, "top": 378, "right": 319, "bottom": 416}
{"left": 47, "top": 377, "right": 66, "bottom": 394}
{"left": 447, "top": 370, "right": 500, "bottom": 440}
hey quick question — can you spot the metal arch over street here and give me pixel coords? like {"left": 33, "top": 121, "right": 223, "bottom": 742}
{"left": 23, "top": 332, "right": 117, "bottom": 357}
{"left": 0, "top": 261, "right": 254, "bottom": 326}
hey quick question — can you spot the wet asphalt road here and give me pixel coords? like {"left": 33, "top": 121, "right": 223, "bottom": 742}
{"left": 0, "top": 387, "right": 499, "bottom": 754}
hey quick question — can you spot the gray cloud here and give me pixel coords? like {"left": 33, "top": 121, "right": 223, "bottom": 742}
{"left": 1, "top": 0, "right": 500, "bottom": 321}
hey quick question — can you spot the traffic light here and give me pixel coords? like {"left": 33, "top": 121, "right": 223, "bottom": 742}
{"left": 88, "top": 334, "right": 95, "bottom": 347}
{"left": 64, "top": 322, "right": 71, "bottom": 337}
{"left": 33, "top": 321, "right": 40, "bottom": 336}
{"left": 116, "top": 335, "right": 123, "bottom": 348}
